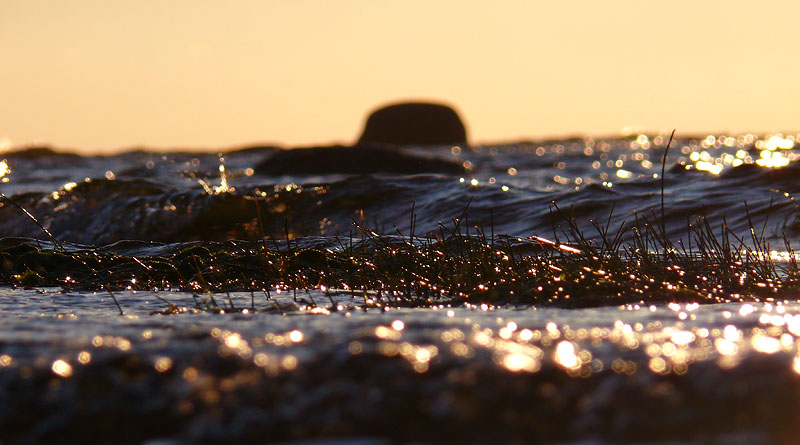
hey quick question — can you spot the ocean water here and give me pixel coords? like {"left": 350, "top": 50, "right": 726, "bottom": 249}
{"left": 2, "top": 133, "right": 800, "bottom": 442}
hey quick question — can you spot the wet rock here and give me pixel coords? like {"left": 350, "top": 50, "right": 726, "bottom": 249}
{"left": 255, "top": 145, "right": 464, "bottom": 175}
{"left": 358, "top": 102, "right": 468, "bottom": 146}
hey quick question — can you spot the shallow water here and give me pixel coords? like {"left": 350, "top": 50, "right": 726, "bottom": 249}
{"left": 1, "top": 288, "right": 800, "bottom": 442}
{"left": 2, "top": 134, "right": 800, "bottom": 442}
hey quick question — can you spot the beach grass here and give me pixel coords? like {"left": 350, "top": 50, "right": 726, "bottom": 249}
{"left": 1, "top": 198, "right": 798, "bottom": 312}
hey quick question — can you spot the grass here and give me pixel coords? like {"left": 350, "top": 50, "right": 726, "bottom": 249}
{"left": 1, "top": 197, "right": 799, "bottom": 312}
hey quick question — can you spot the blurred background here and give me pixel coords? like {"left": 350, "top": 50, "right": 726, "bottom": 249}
{"left": 2, "top": 0, "right": 798, "bottom": 153}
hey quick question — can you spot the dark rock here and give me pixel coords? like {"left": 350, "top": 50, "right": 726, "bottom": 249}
{"left": 224, "top": 145, "right": 282, "bottom": 156}
{"left": 1, "top": 146, "right": 82, "bottom": 160}
{"left": 255, "top": 145, "right": 464, "bottom": 175}
{"left": 358, "top": 102, "right": 467, "bottom": 146}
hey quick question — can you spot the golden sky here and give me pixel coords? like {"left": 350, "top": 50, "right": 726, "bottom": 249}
{"left": 2, "top": 1, "right": 798, "bottom": 153}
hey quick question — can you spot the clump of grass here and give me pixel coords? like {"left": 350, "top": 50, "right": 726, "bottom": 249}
{"left": 1, "top": 198, "right": 799, "bottom": 312}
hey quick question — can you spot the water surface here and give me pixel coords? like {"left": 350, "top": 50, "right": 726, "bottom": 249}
{"left": 2, "top": 134, "right": 800, "bottom": 442}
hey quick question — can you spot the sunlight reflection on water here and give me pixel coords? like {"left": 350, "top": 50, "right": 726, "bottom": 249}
{"left": 2, "top": 288, "right": 800, "bottom": 381}
{"left": 3, "top": 288, "right": 800, "bottom": 441}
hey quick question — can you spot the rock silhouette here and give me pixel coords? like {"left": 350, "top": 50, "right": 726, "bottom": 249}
{"left": 255, "top": 145, "right": 464, "bottom": 175}
{"left": 358, "top": 102, "right": 467, "bottom": 146}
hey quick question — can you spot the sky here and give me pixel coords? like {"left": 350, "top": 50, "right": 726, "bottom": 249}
{"left": 2, "top": 1, "right": 799, "bottom": 153}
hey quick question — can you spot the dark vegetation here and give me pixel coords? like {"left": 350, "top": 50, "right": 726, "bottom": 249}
{"left": 1, "top": 197, "right": 798, "bottom": 312}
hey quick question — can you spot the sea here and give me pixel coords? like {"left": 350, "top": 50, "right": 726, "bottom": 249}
{"left": 1, "top": 133, "right": 800, "bottom": 443}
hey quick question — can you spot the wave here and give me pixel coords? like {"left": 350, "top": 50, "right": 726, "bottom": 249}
{"left": 0, "top": 138, "right": 798, "bottom": 247}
